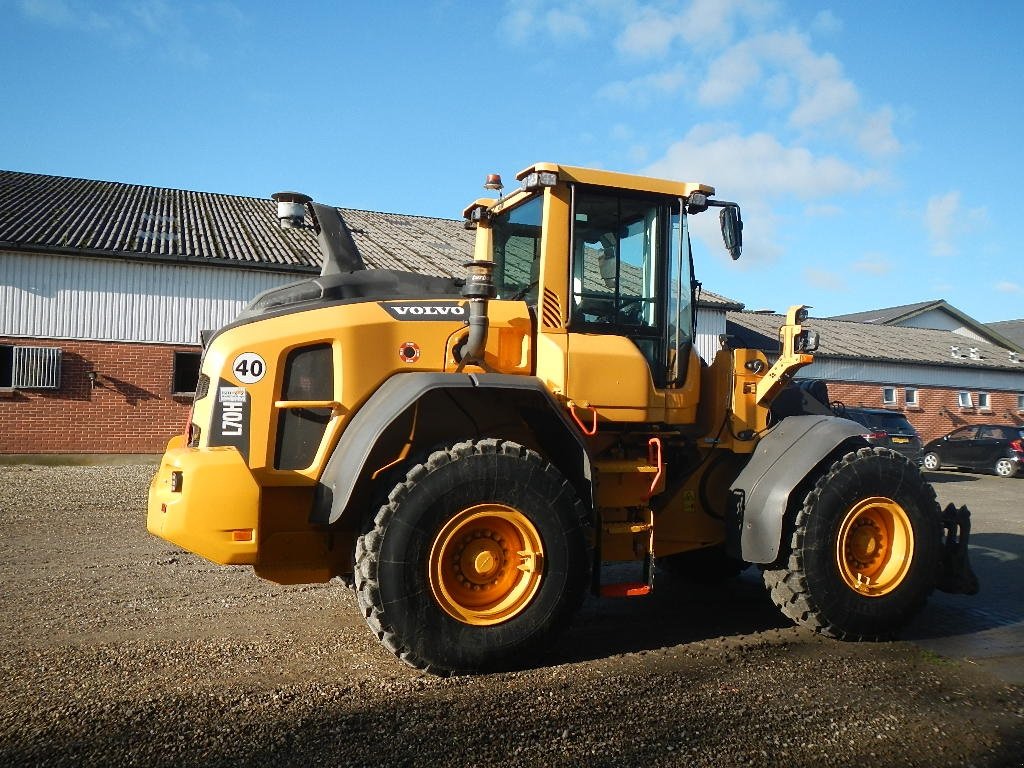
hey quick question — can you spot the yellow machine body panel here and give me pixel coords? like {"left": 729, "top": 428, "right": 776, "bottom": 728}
{"left": 147, "top": 439, "right": 260, "bottom": 565}
{"left": 149, "top": 296, "right": 536, "bottom": 582}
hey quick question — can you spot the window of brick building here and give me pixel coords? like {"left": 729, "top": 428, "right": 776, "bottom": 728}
{"left": 1018, "top": 393, "right": 1024, "bottom": 412}
{"left": 1, "top": 344, "right": 63, "bottom": 390}
{"left": 905, "top": 387, "right": 918, "bottom": 406}
{"left": 172, "top": 351, "right": 202, "bottom": 396}
{"left": 977, "top": 392, "right": 990, "bottom": 410}
{"left": 957, "top": 391, "right": 973, "bottom": 408}
{"left": 882, "top": 386, "right": 897, "bottom": 405}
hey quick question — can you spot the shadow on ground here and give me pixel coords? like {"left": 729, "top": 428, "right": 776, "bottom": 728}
{"left": 907, "top": 531, "right": 1024, "bottom": 640}
{"left": 546, "top": 566, "right": 789, "bottom": 666}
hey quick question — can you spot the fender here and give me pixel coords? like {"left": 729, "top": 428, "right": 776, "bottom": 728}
{"left": 728, "top": 415, "right": 867, "bottom": 563}
{"left": 312, "top": 372, "right": 593, "bottom": 526}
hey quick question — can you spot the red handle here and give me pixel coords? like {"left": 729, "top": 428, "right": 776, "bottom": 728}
{"left": 568, "top": 402, "right": 599, "bottom": 436}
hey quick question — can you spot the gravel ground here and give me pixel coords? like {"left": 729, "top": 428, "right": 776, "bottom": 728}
{"left": 1, "top": 464, "right": 1021, "bottom": 767}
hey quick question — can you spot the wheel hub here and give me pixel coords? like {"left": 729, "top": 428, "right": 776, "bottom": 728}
{"left": 429, "top": 504, "right": 544, "bottom": 625}
{"left": 454, "top": 531, "right": 507, "bottom": 586}
{"left": 836, "top": 497, "right": 914, "bottom": 597}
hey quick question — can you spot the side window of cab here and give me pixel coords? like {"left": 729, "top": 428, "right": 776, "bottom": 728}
{"left": 570, "top": 190, "right": 670, "bottom": 383}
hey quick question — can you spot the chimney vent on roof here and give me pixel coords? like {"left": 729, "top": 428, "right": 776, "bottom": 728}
{"left": 950, "top": 345, "right": 961, "bottom": 358}
{"left": 1010, "top": 351, "right": 1021, "bottom": 363}
{"left": 968, "top": 347, "right": 982, "bottom": 360}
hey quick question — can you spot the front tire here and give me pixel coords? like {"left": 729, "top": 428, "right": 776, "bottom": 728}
{"left": 763, "top": 447, "right": 942, "bottom": 640}
{"left": 354, "top": 439, "right": 591, "bottom": 674}
{"left": 922, "top": 452, "right": 941, "bottom": 471}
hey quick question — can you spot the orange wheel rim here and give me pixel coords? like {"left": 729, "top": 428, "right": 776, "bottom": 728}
{"left": 428, "top": 504, "right": 544, "bottom": 626}
{"left": 835, "top": 496, "right": 914, "bottom": 597}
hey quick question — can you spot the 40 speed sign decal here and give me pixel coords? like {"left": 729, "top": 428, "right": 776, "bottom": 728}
{"left": 232, "top": 352, "right": 267, "bottom": 384}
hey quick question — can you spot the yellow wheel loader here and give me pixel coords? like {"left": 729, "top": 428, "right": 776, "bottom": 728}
{"left": 148, "top": 163, "right": 976, "bottom": 674}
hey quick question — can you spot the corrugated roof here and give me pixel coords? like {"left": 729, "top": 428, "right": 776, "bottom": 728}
{"left": 0, "top": 169, "right": 472, "bottom": 277}
{"left": 829, "top": 300, "right": 940, "bottom": 324}
{"left": 989, "top": 319, "right": 1024, "bottom": 348}
{"left": 727, "top": 311, "right": 1024, "bottom": 372}
{"left": 0, "top": 168, "right": 745, "bottom": 307}
{"left": 697, "top": 288, "right": 743, "bottom": 310}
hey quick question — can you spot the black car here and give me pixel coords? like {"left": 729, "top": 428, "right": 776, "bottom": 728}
{"left": 837, "top": 407, "right": 924, "bottom": 463}
{"left": 922, "top": 424, "right": 1024, "bottom": 478}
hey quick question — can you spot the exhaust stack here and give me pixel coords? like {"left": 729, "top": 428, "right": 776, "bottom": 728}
{"left": 271, "top": 191, "right": 366, "bottom": 276}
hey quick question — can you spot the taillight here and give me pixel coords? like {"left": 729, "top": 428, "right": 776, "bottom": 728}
{"left": 864, "top": 431, "right": 888, "bottom": 440}
{"left": 1011, "top": 439, "right": 1023, "bottom": 453}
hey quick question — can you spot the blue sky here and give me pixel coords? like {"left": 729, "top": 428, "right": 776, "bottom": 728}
{"left": 3, "top": 0, "right": 1022, "bottom": 322}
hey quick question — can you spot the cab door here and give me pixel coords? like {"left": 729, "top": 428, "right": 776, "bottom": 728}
{"left": 562, "top": 188, "right": 695, "bottom": 424}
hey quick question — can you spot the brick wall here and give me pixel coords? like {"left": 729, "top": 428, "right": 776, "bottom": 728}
{"left": 1, "top": 337, "right": 196, "bottom": 454}
{"left": 828, "top": 381, "right": 1024, "bottom": 443}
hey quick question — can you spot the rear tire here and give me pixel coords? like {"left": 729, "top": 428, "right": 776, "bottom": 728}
{"left": 763, "top": 447, "right": 942, "bottom": 640}
{"left": 922, "top": 452, "right": 940, "bottom": 471}
{"left": 994, "top": 458, "right": 1016, "bottom": 478}
{"left": 354, "top": 439, "right": 591, "bottom": 674}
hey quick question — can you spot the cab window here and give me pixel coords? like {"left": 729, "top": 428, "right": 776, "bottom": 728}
{"left": 491, "top": 194, "right": 542, "bottom": 303}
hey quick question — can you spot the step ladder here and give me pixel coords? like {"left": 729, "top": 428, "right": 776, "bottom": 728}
{"left": 599, "top": 510, "right": 655, "bottom": 597}
{"left": 594, "top": 437, "right": 662, "bottom": 598}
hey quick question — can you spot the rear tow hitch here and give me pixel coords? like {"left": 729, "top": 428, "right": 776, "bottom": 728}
{"left": 937, "top": 503, "right": 980, "bottom": 595}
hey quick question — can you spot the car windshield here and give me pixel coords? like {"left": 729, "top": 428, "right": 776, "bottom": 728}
{"left": 857, "top": 412, "right": 916, "bottom": 434}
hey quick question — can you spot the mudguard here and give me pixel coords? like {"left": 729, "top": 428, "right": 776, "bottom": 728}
{"left": 728, "top": 415, "right": 866, "bottom": 563}
{"left": 312, "top": 372, "right": 593, "bottom": 526}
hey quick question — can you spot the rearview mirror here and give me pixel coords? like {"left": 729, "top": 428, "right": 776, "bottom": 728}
{"left": 720, "top": 205, "right": 743, "bottom": 260}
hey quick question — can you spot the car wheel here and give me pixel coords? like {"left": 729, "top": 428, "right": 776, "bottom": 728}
{"left": 922, "top": 452, "right": 941, "bottom": 471}
{"left": 994, "top": 458, "right": 1017, "bottom": 478}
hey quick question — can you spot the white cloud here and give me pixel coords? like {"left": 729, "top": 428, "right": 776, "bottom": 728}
{"left": 925, "top": 191, "right": 960, "bottom": 256}
{"left": 544, "top": 7, "right": 592, "bottom": 40}
{"left": 694, "top": 29, "right": 902, "bottom": 155}
{"left": 17, "top": 0, "right": 213, "bottom": 67}
{"left": 644, "top": 125, "right": 885, "bottom": 264}
{"left": 678, "top": 0, "right": 779, "bottom": 49}
{"left": 804, "top": 203, "right": 843, "bottom": 218}
{"left": 646, "top": 125, "right": 883, "bottom": 200}
{"left": 852, "top": 256, "right": 893, "bottom": 275}
{"left": 924, "top": 191, "right": 988, "bottom": 257}
{"left": 502, "top": 7, "right": 534, "bottom": 43}
{"left": 616, "top": 7, "right": 679, "bottom": 58}
{"left": 18, "top": 0, "right": 74, "bottom": 25}
{"left": 698, "top": 44, "right": 762, "bottom": 106}
{"left": 811, "top": 9, "right": 842, "bottom": 35}
{"left": 857, "top": 106, "right": 901, "bottom": 157}
{"left": 599, "top": 66, "right": 687, "bottom": 105}
{"left": 995, "top": 281, "right": 1022, "bottom": 294}
{"left": 805, "top": 267, "right": 846, "bottom": 291}
{"left": 614, "top": 0, "right": 778, "bottom": 58}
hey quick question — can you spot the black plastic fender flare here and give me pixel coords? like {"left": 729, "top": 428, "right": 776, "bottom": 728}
{"left": 729, "top": 415, "right": 867, "bottom": 564}
{"left": 312, "top": 372, "right": 593, "bottom": 526}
